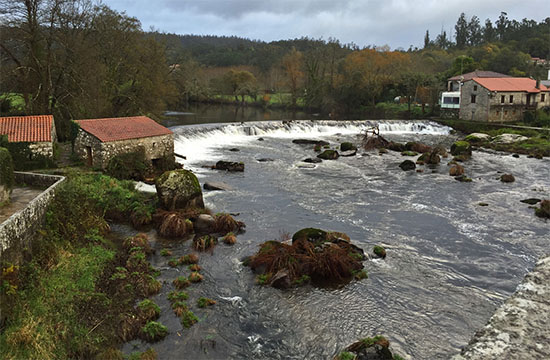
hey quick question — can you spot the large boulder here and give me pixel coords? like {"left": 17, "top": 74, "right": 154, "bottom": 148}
{"left": 450, "top": 141, "right": 472, "bottom": 159}
{"left": 465, "top": 133, "right": 491, "bottom": 143}
{"left": 156, "top": 170, "right": 204, "bottom": 210}
{"left": 214, "top": 161, "right": 244, "bottom": 172}
{"left": 405, "top": 141, "right": 432, "bottom": 153}
{"left": 492, "top": 133, "right": 528, "bottom": 144}
{"left": 193, "top": 214, "right": 216, "bottom": 234}
{"left": 317, "top": 150, "right": 339, "bottom": 160}
{"left": 340, "top": 142, "right": 357, "bottom": 152}
{"left": 399, "top": 160, "right": 416, "bottom": 171}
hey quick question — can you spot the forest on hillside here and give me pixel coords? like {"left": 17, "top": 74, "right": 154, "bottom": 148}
{"left": 1, "top": 0, "right": 549, "bottom": 139}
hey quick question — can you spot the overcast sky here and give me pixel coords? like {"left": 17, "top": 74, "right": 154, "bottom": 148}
{"left": 101, "top": 0, "right": 549, "bottom": 49}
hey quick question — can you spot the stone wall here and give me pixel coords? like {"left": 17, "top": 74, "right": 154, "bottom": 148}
{"left": 75, "top": 130, "right": 174, "bottom": 169}
{"left": 459, "top": 81, "right": 491, "bottom": 121}
{"left": 453, "top": 255, "right": 550, "bottom": 359}
{"left": 0, "top": 172, "right": 65, "bottom": 265}
{"left": 28, "top": 141, "right": 54, "bottom": 158}
{"left": 0, "top": 184, "right": 8, "bottom": 204}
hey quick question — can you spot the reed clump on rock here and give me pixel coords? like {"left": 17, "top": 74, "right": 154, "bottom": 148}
{"left": 246, "top": 228, "right": 366, "bottom": 289}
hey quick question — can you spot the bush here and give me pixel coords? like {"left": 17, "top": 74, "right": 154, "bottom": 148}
{"left": 105, "top": 148, "right": 150, "bottom": 181}
{"left": 0, "top": 147, "right": 14, "bottom": 189}
{"left": 140, "top": 321, "right": 168, "bottom": 342}
{"left": 0, "top": 139, "right": 55, "bottom": 171}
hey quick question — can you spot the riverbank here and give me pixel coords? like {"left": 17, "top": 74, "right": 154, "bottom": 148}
{"left": 453, "top": 254, "right": 550, "bottom": 359}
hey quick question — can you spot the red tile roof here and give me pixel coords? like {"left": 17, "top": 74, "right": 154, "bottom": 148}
{"left": 448, "top": 71, "right": 510, "bottom": 81}
{"left": 473, "top": 77, "right": 549, "bottom": 93}
{"left": 0, "top": 115, "right": 54, "bottom": 142}
{"left": 76, "top": 116, "right": 172, "bottom": 142}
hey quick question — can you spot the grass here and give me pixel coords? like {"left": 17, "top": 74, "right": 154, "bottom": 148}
{"left": 0, "top": 173, "right": 162, "bottom": 359}
{"left": 1, "top": 245, "right": 115, "bottom": 359}
{"left": 180, "top": 310, "right": 199, "bottom": 328}
{"left": 197, "top": 297, "right": 216, "bottom": 308}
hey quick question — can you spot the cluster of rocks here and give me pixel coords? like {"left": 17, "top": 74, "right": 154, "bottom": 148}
{"left": 335, "top": 335, "right": 404, "bottom": 360}
{"left": 296, "top": 139, "right": 358, "bottom": 165}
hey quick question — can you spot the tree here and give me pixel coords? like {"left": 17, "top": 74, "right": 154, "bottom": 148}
{"left": 219, "top": 70, "right": 257, "bottom": 102}
{"left": 281, "top": 48, "right": 304, "bottom": 108}
{"left": 455, "top": 13, "right": 469, "bottom": 49}
{"left": 468, "top": 16, "right": 483, "bottom": 46}
{"left": 496, "top": 12, "right": 510, "bottom": 41}
{"left": 483, "top": 19, "right": 496, "bottom": 43}
{"left": 424, "top": 30, "right": 431, "bottom": 49}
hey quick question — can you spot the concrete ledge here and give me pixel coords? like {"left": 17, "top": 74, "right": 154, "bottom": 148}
{"left": 0, "top": 172, "right": 66, "bottom": 263}
{"left": 453, "top": 255, "right": 550, "bottom": 359}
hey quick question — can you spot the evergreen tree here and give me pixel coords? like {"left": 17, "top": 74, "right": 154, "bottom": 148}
{"left": 483, "top": 19, "right": 496, "bottom": 43}
{"left": 455, "top": 13, "right": 469, "bottom": 49}
{"left": 424, "top": 30, "right": 431, "bottom": 49}
{"left": 468, "top": 16, "right": 483, "bottom": 46}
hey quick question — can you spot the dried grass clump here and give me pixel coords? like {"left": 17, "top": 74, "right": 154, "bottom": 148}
{"left": 189, "top": 272, "right": 203, "bottom": 283}
{"left": 188, "top": 264, "right": 201, "bottom": 272}
{"left": 173, "top": 276, "right": 191, "bottom": 289}
{"left": 214, "top": 213, "right": 245, "bottom": 234}
{"left": 193, "top": 235, "right": 218, "bottom": 252}
{"left": 248, "top": 236, "right": 365, "bottom": 288}
{"left": 171, "top": 301, "right": 189, "bottom": 317}
{"left": 155, "top": 210, "right": 193, "bottom": 238}
{"left": 179, "top": 253, "right": 199, "bottom": 265}
{"left": 362, "top": 134, "right": 390, "bottom": 150}
{"left": 123, "top": 233, "right": 153, "bottom": 255}
{"left": 222, "top": 232, "right": 237, "bottom": 245}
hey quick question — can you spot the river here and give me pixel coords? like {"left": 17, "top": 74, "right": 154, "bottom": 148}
{"left": 121, "top": 119, "right": 550, "bottom": 359}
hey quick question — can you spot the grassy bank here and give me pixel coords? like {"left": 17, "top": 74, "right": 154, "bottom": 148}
{"left": 0, "top": 173, "right": 158, "bottom": 359}
{"left": 209, "top": 93, "right": 306, "bottom": 108}
{"left": 437, "top": 119, "right": 550, "bottom": 157}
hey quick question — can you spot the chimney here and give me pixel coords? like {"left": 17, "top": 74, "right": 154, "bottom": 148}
{"left": 536, "top": 79, "right": 540, "bottom": 89}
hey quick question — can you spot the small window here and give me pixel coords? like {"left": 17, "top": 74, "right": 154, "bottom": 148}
{"left": 501, "top": 95, "right": 505, "bottom": 103}
{"left": 496, "top": 111, "right": 500, "bottom": 115}
{"left": 471, "top": 95, "right": 476, "bottom": 104}
{"left": 542, "top": 94, "right": 546, "bottom": 102}
{"left": 509, "top": 95, "right": 514, "bottom": 103}
{"left": 453, "top": 97, "right": 460, "bottom": 104}
{"left": 473, "top": 85, "right": 478, "bottom": 91}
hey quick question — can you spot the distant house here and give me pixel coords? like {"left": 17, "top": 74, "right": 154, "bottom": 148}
{"left": 459, "top": 77, "right": 550, "bottom": 122}
{"left": 447, "top": 70, "right": 510, "bottom": 92}
{"left": 0, "top": 115, "right": 57, "bottom": 158}
{"left": 74, "top": 116, "right": 174, "bottom": 168}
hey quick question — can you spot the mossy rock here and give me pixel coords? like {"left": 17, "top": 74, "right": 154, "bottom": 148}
{"left": 450, "top": 141, "right": 472, "bottom": 157}
{"left": 156, "top": 169, "right": 204, "bottom": 210}
{"left": 292, "top": 228, "right": 328, "bottom": 245}
{"left": 401, "top": 151, "right": 418, "bottom": 157}
{"left": 340, "top": 142, "right": 357, "bottom": 152}
{"left": 465, "top": 133, "right": 491, "bottom": 143}
{"left": 373, "top": 245, "right": 386, "bottom": 259}
{"left": 317, "top": 150, "right": 339, "bottom": 160}
{"left": 534, "top": 199, "right": 550, "bottom": 218}
{"left": 399, "top": 160, "right": 416, "bottom": 171}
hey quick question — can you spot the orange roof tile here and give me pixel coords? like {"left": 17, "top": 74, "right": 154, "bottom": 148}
{"left": 76, "top": 116, "right": 172, "bottom": 142}
{"left": 473, "top": 77, "right": 549, "bottom": 93}
{"left": 0, "top": 115, "right": 54, "bottom": 142}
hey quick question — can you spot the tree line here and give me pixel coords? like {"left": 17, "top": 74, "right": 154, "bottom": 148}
{"left": 1, "top": 2, "right": 549, "bottom": 139}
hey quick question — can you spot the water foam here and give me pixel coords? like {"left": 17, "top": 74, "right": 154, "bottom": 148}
{"left": 172, "top": 120, "right": 451, "bottom": 165}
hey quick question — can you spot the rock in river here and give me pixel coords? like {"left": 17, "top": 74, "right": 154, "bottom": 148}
{"left": 399, "top": 160, "right": 416, "bottom": 171}
{"left": 214, "top": 161, "right": 244, "bottom": 172}
{"left": 156, "top": 169, "right": 204, "bottom": 210}
{"left": 203, "top": 181, "right": 232, "bottom": 191}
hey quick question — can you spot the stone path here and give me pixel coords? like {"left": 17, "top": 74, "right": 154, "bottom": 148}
{"left": 0, "top": 187, "right": 44, "bottom": 223}
{"left": 453, "top": 255, "right": 550, "bottom": 359}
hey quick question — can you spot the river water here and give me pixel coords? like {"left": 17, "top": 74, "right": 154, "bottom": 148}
{"left": 122, "top": 120, "right": 549, "bottom": 359}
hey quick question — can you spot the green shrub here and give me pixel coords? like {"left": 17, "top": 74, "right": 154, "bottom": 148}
{"left": 141, "top": 321, "right": 168, "bottom": 342}
{"left": 0, "top": 139, "right": 55, "bottom": 171}
{"left": 0, "top": 147, "right": 14, "bottom": 189}
{"left": 105, "top": 147, "right": 150, "bottom": 181}
{"left": 180, "top": 310, "right": 199, "bottom": 328}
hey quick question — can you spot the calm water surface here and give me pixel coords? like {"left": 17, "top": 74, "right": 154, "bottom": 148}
{"left": 121, "top": 120, "right": 549, "bottom": 359}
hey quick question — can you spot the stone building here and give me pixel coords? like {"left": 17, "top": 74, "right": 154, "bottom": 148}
{"left": 447, "top": 70, "right": 509, "bottom": 92}
{"left": 459, "top": 77, "right": 550, "bottom": 122}
{"left": 0, "top": 115, "right": 57, "bottom": 158}
{"left": 75, "top": 116, "right": 174, "bottom": 169}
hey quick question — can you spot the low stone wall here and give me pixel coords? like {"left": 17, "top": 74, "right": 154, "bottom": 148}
{"left": 0, "top": 172, "right": 65, "bottom": 264}
{"left": 453, "top": 255, "right": 550, "bottom": 359}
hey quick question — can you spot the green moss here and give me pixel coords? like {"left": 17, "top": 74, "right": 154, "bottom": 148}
{"left": 353, "top": 269, "right": 368, "bottom": 280}
{"left": 450, "top": 141, "right": 472, "bottom": 157}
{"left": 141, "top": 321, "right": 168, "bottom": 342}
{"left": 256, "top": 273, "right": 272, "bottom": 285}
{"left": 401, "top": 151, "right": 418, "bottom": 156}
{"left": 373, "top": 245, "right": 386, "bottom": 259}
{"left": 338, "top": 351, "right": 356, "bottom": 360}
{"left": 292, "top": 275, "right": 311, "bottom": 286}
{"left": 393, "top": 355, "right": 405, "bottom": 360}
{"left": 362, "top": 335, "right": 388, "bottom": 347}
